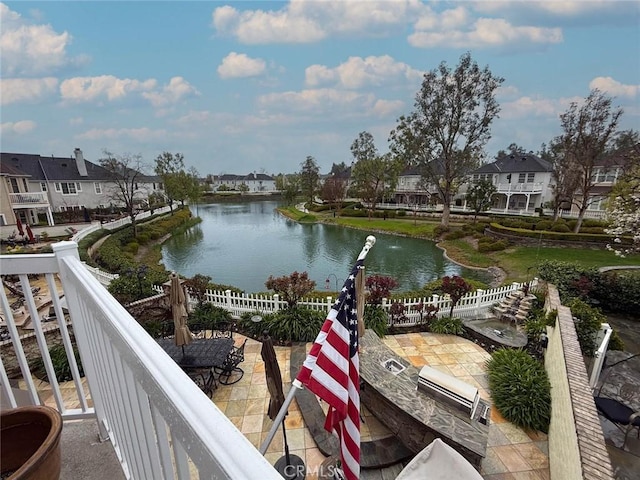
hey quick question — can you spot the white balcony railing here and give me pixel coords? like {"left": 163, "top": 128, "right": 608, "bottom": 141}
{"left": 495, "top": 182, "right": 544, "bottom": 193}
{"left": 9, "top": 191, "right": 50, "bottom": 207}
{"left": 0, "top": 243, "right": 279, "bottom": 479}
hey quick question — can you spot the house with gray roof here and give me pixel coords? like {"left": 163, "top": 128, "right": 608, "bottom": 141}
{"left": 471, "top": 153, "right": 554, "bottom": 213}
{"left": 1, "top": 148, "right": 166, "bottom": 228}
{"left": 208, "top": 173, "right": 276, "bottom": 192}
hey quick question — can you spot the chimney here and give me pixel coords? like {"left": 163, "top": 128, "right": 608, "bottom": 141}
{"left": 74, "top": 148, "right": 88, "bottom": 176}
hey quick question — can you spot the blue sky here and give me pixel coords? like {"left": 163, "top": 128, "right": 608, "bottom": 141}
{"left": 1, "top": 1, "right": 639, "bottom": 177}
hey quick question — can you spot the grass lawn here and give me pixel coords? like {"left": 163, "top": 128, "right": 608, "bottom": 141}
{"left": 328, "top": 216, "right": 440, "bottom": 238}
{"left": 289, "top": 205, "right": 640, "bottom": 283}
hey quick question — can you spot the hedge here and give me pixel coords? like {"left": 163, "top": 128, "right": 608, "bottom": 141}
{"left": 488, "top": 223, "right": 631, "bottom": 245}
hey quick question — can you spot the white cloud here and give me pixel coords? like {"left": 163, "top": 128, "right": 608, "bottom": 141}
{"left": 1, "top": 120, "right": 37, "bottom": 134}
{"left": 305, "top": 55, "right": 423, "bottom": 89}
{"left": 76, "top": 127, "right": 168, "bottom": 142}
{"left": 211, "top": 0, "right": 424, "bottom": 44}
{"left": 0, "top": 77, "right": 58, "bottom": 105}
{"left": 174, "top": 110, "right": 212, "bottom": 126}
{"left": 69, "top": 117, "right": 83, "bottom": 125}
{"left": 0, "top": 3, "right": 88, "bottom": 76}
{"left": 141, "top": 77, "right": 200, "bottom": 107}
{"left": 60, "top": 75, "right": 157, "bottom": 103}
{"left": 371, "top": 99, "right": 405, "bottom": 117}
{"left": 409, "top": 17, "right": 562, "bottom": 48}
{"left": 258, "top": 88, "right": 377, "bottom": 113}
{"left": 218, "top": 52, "right": 267, "bottom": 79}
{"left": 501, "top": 95, "right": 580, "bottom": 119}
{"left": 589, "top": 77, "right": 639, "bottom": 98}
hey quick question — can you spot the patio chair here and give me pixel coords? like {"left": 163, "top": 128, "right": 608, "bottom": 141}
{"left": 187, "top": 369, "right": 217, "bottom": 398}
{"left": 217, "top": 339, "right": 246, "bottom": 385}
{"left": 594, "top": 396, "right": 640, "bottom": 449}
{"left": 212, "top": 321, "right": 234, "bottom": 339}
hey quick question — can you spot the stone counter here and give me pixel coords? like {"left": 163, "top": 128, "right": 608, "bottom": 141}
{"left": 359, "top": 330, "right": 489, "bottom": 467}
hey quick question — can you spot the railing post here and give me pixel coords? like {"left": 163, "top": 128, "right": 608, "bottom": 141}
{"left": 273, "top": 294, "right": 279, "bottom": 312}
{"left": 52, "top": 241, "right": 109, "bottom": 440}
{"left": 327, "top": 296, "right": 332, "bottom": 311}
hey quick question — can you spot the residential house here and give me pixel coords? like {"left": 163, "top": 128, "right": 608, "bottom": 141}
{"left": 394, "top": 166, "right": 440, "bottom": 207}
{"left": 0, "top": 149, "right": 165, "bottom": 227}
{"left": 470, "top": 153, "right": 554, "bottom": 214}
{"left": 208, "top": 173, "right": 276, "bottom": 192}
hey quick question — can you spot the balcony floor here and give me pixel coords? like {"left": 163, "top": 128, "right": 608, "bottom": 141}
{"left": 60, "top": 419, "right": 125, "bottom": 480}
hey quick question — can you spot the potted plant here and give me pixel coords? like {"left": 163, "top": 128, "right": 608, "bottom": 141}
{"left": 1, "top": 405, "right": 63, "bottom": 479}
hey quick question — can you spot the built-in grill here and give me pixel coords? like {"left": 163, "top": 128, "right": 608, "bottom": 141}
{"left": 417, "top": 366, "right": 491, "bottom": 424}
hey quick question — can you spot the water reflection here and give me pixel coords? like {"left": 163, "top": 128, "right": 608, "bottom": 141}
{"left": 161, "top": 201, "right": 487, "bottom": 293}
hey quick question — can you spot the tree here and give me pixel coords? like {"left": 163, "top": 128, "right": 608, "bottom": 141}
{"left": 265, "top": 271, "right": 316, "bottom": 309}
{"left": 389, "top": 52, "right": 504, "bottom": 227}
{"left": 100, "top": 150, "right": 147, "bottom": 237}
{"left": 365, "top": 274, "right": 399, "bottom": 305}
{"left": 465, "top": 179, "right": 497, "bottom": 221}
{"left": 543, "top": 139, "right": 581, "bottom": 220}
{"left": 496, "top": 143, "right": 528, "bottom": 158}
{"left": 185, "top": 166, "right": 203, "bottom": 214}
{"left": 299, "top": 156, "right": 320, "bottom": 205}
{"left": 281, "top": 174, "right": 300, "bottom": 206}
{"left": 155, "top": 152, "right": 189, "bottom": 213}
{"left": 330, "top": 162, "right": 350, "bottom": 176}
{"left": 441, "top": 275, "right": 472, "bottom": 318}
{"left": 320, "top": 175, "right": 347, "bottom": 209}
{"left": 606, "top": 162, "right": 640, "bottom": 257}
{"left": 350, "top": 131, "right": 401, "bottom": 216}
{"left": 553, "top": 89, "right": 623, "bottom": 232}
{"left": 184, "top": 274, "right": 212, "bottom": 306}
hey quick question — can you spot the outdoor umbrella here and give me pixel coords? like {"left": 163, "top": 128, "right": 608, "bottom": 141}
{"left": 261, "top": 332, "right": 285, "bottom": 420}
{"left": 16, "top": 218, "right": 24, "bottom": 236}
{"left": 25, "top": 225, "right": 35, "bottom": 244}
{"left": 261, "top": 332, "right": 304, "bottom": 479}
{"left": 170, "top": 272, "right": 193, "bottom": 354}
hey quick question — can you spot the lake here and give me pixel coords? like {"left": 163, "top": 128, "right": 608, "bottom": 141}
{"left": 161, "top": 201, "right": 487, "bottom": 293}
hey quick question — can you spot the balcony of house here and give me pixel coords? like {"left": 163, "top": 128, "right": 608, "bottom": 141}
{"left": 495, "top": 182, "right": 544, "bottom": 194}
{"left": 0, "top": 243, "right": 280, "bottom": 479}
{"left": 8, "top": 192, "right": 50, "bottom": 209}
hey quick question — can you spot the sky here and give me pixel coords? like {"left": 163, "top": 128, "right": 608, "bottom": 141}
{"left": 1, "top": 1, "right": 639, "bottom": 178}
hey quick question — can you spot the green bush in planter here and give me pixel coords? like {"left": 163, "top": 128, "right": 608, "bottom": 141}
{"left": 429, "top": 317, "right": 465, "bottom": 335}
{"left": 364, "top": 305, "right": 388, "bottom": 338}
{"left": 487, "top": 349, "right": 551, "bottom": 432}
{"left": 32, "top": 344, "right": 84, "bottom": 383}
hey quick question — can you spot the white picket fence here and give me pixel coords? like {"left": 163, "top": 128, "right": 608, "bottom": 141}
{"left": 151, "top": 278, "right": 537, "bottom": 325}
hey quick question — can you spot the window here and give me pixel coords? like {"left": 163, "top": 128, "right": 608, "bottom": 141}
{"left": 9, "top": 178, "right": 19, "bottom": 193}
{"left": 22, "top": 178, "right": 28, "bottom": 190}
{"left": 94, "top": 182, "right": 102, "bottom": 194}
{"left": 41, "top": 182, "right": 47, "bottom": 192}
{"left": 518, "top": 173, "right": 526, "bottom": 183}
{"left": 0, "top": 214, "right": 6, "bottom": 226}
{"left": 527, "top": 173, "right": 535, "bottom": 183}
{"left": 55, "top": 182, "right": 80, "bottom": 195}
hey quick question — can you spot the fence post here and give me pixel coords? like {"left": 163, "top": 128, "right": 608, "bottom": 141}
{"left": 475, "top": 289, "right": 484, "bottom": 311}
{"left": 226, "top": 289, "right": 233, "bottom": 313}
{"left": 327, "top": 296, "right": 332, "bottom": 311}
{"left": 273, "top": 294, "right": 280, "bottom": 312}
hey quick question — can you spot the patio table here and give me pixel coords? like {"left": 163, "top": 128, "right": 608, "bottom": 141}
{"left": 157, "top": 337, "right": 234, "bottom": 370}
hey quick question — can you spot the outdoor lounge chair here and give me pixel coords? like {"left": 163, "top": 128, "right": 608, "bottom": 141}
{"left": 217, "top": 339, "right": 246, "bottom": 385}
{"left": 594, "top": 396, "right": 640, "bottom": 449}
{"left": 188, "top": 369, "right": 217, "bottom": 398}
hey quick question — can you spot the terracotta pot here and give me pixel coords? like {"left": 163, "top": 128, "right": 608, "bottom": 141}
{"left": 1, "top": 405, "right": 62, "bottom": 480}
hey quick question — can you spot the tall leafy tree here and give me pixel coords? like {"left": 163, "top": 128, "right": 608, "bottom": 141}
{"left": 544, "top": 139, "right": 581, "bottom": 220}
{"left": 99, "top": 150, "right": 147, "bottom": 237}
{"left": 350, "top": 131, "right": 401, "bottom": 216}
{"left": 465, "top": 179, "right": 497, "bottom": 221}
{"left": 282, "top": 173, "right": 300, "bottom": 206}
{"left": 389, "top": 52, "right": 504, "bottom": 227}
{"left": 320, "top": 175, "right": 347, "bottom": 210}
{"left": 552, "top": 89, "right": 623, "bottom": 232}
{"left": 155, "top": 152, "right": 188, "bottom": 213}
{"left": 299, "top": 156, "right": 320, "bottom": 205}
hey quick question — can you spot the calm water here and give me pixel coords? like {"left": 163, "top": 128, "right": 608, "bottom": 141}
{"left": 161, "top": 201, "right": 486, "bottom": 293}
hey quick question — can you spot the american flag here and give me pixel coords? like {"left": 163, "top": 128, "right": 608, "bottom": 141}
{"left": 296, "top": 259, "right": 363, "bottom": 480}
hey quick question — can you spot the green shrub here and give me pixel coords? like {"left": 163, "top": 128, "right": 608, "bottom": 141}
{"left": 433, "top": 225, "right": 449, "bottom": 237}
{"left": 238, "top": 307, "right": 325, "bottom": 343}
{"left": 31, "top": 344, "right": 84, "bottom": 382}
{"left": 429, "top": 317, "right": 465, "bottom": 335}
{"left": 364, "top": 305, "right": 388, "bottom": 337}
{"left": 551, "top": 223, "right": 571, "bottom": 233}
{"left": 444, "top": 230, "right": 466, "bottom": 240}
{"left": 608, "top": 330, "right": 625, "bottom": 351}
{"left": 487, "top": 349, "right": 551, "bottom": 432}
{"left": 535, "top": 220, "right": 553, "bottom": 231}
{"left": 566, "top": 298, "right": 605, "bottom": 357}
{"left": 594, "top": 271, "right": 640, "bottom": 314}
{"left": 188, "top": 303, "right": 232, "bottom": 329}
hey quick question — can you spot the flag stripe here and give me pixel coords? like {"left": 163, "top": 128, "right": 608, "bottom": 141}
{"left": 296, "top": 260, "right": 363, "bottom": 480}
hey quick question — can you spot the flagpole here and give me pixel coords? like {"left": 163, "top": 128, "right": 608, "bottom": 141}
{"left": 259, "top": 235, "right": 376, "bottom": 456}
